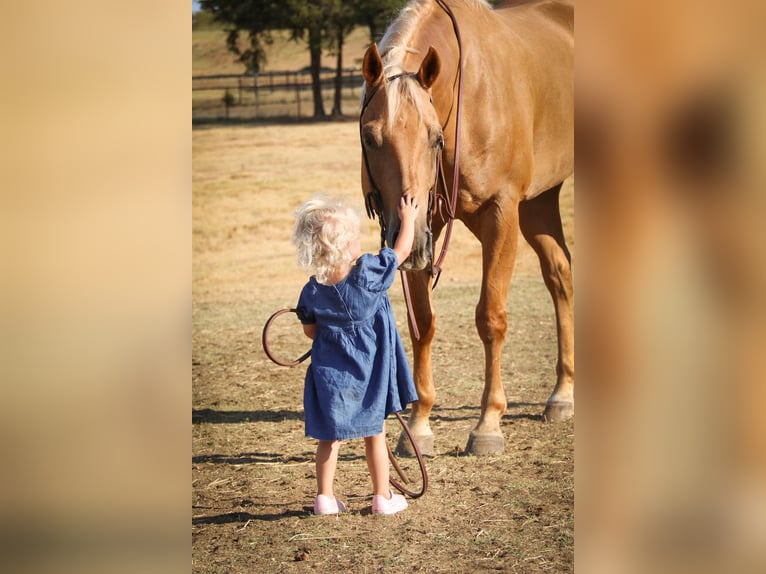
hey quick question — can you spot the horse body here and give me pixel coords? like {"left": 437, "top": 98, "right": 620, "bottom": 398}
{"left": 361, "top": 0, "right": 574, "bottom": 455}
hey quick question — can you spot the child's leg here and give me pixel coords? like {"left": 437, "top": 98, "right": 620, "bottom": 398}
{"left": 366, "top": 427, "right": 408, "bottom": 514}
{"left": 316, "top": 440, "right": 341, "bottom": 497}
{"left": 364, "top": 431, "right": 390, "bottom": 497}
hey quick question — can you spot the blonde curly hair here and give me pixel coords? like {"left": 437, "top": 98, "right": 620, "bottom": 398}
{"left": 292, "top": 195, "right": 362, "bottom": 285}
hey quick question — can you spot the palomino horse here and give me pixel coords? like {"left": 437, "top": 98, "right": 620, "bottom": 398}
{"left": 359, "top": 0, "right": 573, "bottom": 455}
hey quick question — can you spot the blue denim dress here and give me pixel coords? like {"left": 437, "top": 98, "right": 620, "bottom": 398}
{"left": 296, "top": 247, "right": 419, "bottom": 441}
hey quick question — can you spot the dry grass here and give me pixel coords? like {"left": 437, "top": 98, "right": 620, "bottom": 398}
{"left": 193, "top": 27, "right": 374, "bottom": 77}
{"left": 193, "top": 120, "right": 574, "bottom": 572}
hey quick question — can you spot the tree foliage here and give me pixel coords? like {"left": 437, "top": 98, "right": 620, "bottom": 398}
{"left": 354, "top": 0, "right": 406, "bottom": 42}
{"left": 200, "top": 1, "right": 287, "bottom": 74}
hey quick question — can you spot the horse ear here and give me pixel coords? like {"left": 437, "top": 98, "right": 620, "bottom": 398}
{"left": 417, "top": 46, "right": 441, "bottom": 89}
{"left": 363, "top": 44, "right": 384, "bottom": 88}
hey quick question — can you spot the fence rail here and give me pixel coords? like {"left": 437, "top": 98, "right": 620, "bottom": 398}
{"left": 192, "top": 68, "right": 365, "bottom": 121}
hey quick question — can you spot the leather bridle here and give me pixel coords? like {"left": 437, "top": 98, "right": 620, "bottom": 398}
{"left": 359, "top": 0, "right": 464, "bottom": 339}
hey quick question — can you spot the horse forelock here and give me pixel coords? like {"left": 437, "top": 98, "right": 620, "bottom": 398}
{"left": 384, "top": 73, "right": 430, "bottom": 132}
{"left": 362, "top": 0, "right": 491, "bottom": 131}
{"left": 375, "top": 1, "right": 436, "bottom": 131}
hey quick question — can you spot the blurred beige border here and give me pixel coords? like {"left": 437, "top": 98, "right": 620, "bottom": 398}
{"left": 576, "top": 0, "right": 766, "bottom": 572}
{"left": 1, "top": 1, "right": 764, "bottom": 573}
{"left": 1, "top": 2, "right": 189, "bottom": 573}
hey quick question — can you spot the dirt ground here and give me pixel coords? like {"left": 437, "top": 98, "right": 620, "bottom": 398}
{"left": 192, "top": 120, "right": 574, "bottom": 573}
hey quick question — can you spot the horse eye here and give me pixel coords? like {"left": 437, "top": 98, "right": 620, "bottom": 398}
{"left": 362, "top": 125, "right": 382, "bottom": 149}
{"left": 435, "top": 134, "right": 445, "bottom": 150}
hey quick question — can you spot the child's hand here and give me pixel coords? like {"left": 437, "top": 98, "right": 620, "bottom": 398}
{"left": 398, "top": 195, "right": 420, "bottom": 223}
{"left": 393, "top": 195, "right": 420, "bottom": 265}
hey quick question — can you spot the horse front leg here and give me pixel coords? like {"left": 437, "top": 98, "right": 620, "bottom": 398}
{"left": 464, "top": 203, "right": 519, "bottom": 455}
{"left": 396, "top": 269, "right": 437, "bottom": 457}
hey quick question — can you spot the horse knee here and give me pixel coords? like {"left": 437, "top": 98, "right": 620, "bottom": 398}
{"left": 475, "top": 306, "right": 507, "bottom": 345}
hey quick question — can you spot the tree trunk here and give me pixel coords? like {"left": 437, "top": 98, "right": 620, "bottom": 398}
{"left": 366, "top": 16, "right": 378, "bottom": 45}
{"left": 309, "top": 29, "right": 325, "bottom": 118}
{"left": 332, "top": 30, "right": 344, "bottom": 117}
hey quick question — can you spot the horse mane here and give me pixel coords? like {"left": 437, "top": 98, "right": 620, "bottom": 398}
{"left": 364, "top": 0, "right": 491, "bottom": 130}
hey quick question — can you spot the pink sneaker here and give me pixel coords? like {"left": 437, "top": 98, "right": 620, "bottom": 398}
{"left": 372, "top": 490, "right": 408, "bottom": 515}
{"left": 313, "top": 494, "right": 346, "bottom": 516}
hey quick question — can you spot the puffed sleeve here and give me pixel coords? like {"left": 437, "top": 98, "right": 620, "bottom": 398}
{"left": 295, "top": 281, "right": 316, "bottom": 324}
{"left": 356, "top": 247, "right": 399, "bottom": 293}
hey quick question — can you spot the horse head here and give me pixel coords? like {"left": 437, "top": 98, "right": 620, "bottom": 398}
{"left": 360, "top": 43, "right": 443, "bottom": 272}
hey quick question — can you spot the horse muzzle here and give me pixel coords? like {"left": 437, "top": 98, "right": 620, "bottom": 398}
{"left": 397, "top": 228, "right": 433, "bottom": 272}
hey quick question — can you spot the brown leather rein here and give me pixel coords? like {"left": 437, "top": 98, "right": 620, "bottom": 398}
{"left": 261, "top": 307, "right": 429, "bottom": 498}
{"left": 359, "top": 0, "right": 465, "bottom": 340}
{"left": 260, "top": 1, "right": 464, "bottom": 500}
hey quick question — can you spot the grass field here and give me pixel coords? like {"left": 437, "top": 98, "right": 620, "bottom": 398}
{"left": 192, "top": 120, "right": 574, "bottom": 572}
{"left": 193, "top": 27, "right": 373, "bottom": 77}
{"left": 192, "top": 12, "right": 574, "bottom": 571}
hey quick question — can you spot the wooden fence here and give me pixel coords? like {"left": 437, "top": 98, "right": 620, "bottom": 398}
{"left": 192, "top": 68, "right": 364, "bottom": 121}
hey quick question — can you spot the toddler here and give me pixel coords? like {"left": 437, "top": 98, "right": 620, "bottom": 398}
{"left": 292, "top": 194, "right": 420, "bottom": 515}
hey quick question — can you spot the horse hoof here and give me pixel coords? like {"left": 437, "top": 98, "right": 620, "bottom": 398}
{"left": 464, "top": 431, "right": 504, "bottom": 455}
{"left": 542, "top": 400, "right": 574, "bottom": 422}
{"left": 395, "top": 432, "right": 434, "bottom": 457}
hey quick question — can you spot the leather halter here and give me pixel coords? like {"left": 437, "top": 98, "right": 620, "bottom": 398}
{"left": 359, "top": 0, "right": 464, "bottom": 339}
{"left": 359, "top": 72, "right": 449, "bottom": 257}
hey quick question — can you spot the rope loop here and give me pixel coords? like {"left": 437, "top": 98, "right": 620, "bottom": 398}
{"left": 261, "top": 307, "right": 428, "bottom": 497}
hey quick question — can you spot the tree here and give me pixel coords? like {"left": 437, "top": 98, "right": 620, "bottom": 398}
{"left": 325, "top": 1, "right": 356, "bottom": 116}
{"left": 200, "top": 1, "right": 286, "bottom": 74}
{"left": 355, "top": 0, "right": 406, "bottom": 43}
{"left": 201, "top": 0, "right": 408, "bottom": 118}
{"left": 325, "top": 1, "right": 407, "bottom": 116}
{"left": 202, "top": 0, "right": 331, "bottom": 117}
{"left": 284, "top": 0, "right": 330, "bottom": 118}
{"left": 323, "top": 1, "right": 406, "bottom": 116}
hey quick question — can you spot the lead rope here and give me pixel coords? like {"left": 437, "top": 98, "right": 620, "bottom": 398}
{"left": 401, "top": 0, "right": 464, "bottom": 337}
{"left": 262, "top": 307, "right": 428, "bottom": 498}
{"left": 400, "top": 270, "right": 420, "bottom": 340}
{"left": 430, "top": 0, "right": 464, "bottom": 281}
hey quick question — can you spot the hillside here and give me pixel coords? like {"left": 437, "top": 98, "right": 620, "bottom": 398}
{"left": 193, "top": 25, "right": 374, "bottom": 77}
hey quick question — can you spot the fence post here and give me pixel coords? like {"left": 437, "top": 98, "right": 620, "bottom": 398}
{"left": 254, "top": 72, "right": 259, "bottom": 118}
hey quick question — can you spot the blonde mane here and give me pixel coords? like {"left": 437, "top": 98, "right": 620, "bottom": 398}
{"left": 363, "top": 0, "right": 491, "bottom": 130}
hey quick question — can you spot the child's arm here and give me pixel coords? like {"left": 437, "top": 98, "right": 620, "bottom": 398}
{"left": 393, "top": 195, "right": 420, "bottom": 264}
{"left": 303, "top": 323, "right": 316, "bottom": 339}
